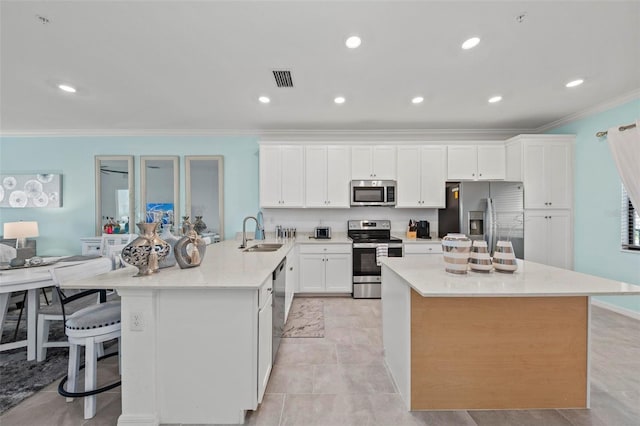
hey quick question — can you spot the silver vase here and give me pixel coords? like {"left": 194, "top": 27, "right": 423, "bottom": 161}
{"left": 121, "top": 222, "right": 171, "bottom": 276}
{"left": 174, "top": 224, "right": 207, "bottom": 269}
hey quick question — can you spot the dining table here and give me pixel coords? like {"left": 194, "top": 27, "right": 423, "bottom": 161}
{"left": 0, "top": 256, "right": 106, "bottom": 361}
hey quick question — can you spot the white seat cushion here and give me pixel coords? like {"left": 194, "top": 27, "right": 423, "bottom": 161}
{"left": 65, "top": 301, "right": 121, "bottom": 331}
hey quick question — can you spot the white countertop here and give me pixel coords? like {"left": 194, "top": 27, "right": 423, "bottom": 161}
{"left": 399, "top": 237, "right": 442, "bottom": 244}
{"left": 380, "top": 255, "right": 640, "bottom": 297}
{"left": 295, "top": 232, "right": 352, "bottom": 244}
{"left": 62, "top": 239, "right": 297, "bottom": 291}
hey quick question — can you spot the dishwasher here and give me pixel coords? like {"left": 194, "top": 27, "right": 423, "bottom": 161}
{"left": 272, "top": 257, "right": 286, "bottom": 362}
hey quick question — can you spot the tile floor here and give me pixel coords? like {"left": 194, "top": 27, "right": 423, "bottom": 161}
{"left": 1, "top": 298, "right": 638, "bottom": 426}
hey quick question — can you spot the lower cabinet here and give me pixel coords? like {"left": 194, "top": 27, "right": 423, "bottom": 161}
{"left": 404, "top": 242, "right": 443, "bottom": 256}
{"left": 285, "top": 247, "right": 298, "bottom": 322}
{"left": 257, "top": 279, "right": 273, "bottom": 403}
{"left": 298, "top": 244, "right": 352, "bottom": 293}
{"left": 524, "top": 210, "right": 572, "bottom": 269}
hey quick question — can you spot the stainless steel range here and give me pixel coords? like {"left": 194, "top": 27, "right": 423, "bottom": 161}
{"left": 348, "top": 220, "right": 403, "bottom": 299}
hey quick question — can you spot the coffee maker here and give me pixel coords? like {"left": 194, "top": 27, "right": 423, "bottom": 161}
{"left": 416, "top": 220, "right": 431, "bottom": 239}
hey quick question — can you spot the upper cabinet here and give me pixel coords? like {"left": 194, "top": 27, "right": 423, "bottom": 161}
{"left": 396, "top": 146, "right": 446, "bottom": 208}
{"left": 447, "top": 145, "right": 505, "bottom": 181}
{"left": 505, "top": 135, "right": 574, "bottom": 209}
{"left": 351, "top": 145, "right": 396, "bottom": 180}
{"left": 305, "top": 145, "right": 350, "bottom": 208}
{"left": 259, "top": 145, "right": 304, "bottom": 208}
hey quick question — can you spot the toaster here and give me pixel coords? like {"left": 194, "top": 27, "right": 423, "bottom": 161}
{"left": 314, "top": 226, "right": 332, "bottom": 239}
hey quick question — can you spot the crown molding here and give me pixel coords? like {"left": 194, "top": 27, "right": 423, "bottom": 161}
{"left": 534, "top": 89, "right": 640, "bottom": 133}
{"left": 0, "top": 127, "right": 531, "bottom": 141}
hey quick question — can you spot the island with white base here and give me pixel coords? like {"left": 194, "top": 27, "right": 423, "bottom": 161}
{"left": 62, "top": 239, "right": 296, "bottom": 426}
{"left": 380, "top": 255, "right": 640, "bottom": 411}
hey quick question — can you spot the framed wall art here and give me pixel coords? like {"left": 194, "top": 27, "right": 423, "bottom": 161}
{"left": 0, "top": 173, "right": 62, "bottom": 208}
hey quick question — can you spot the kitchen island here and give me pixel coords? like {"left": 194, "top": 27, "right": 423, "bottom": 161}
{"left": 380, "top": 256, "right": 640, "bottom": 411}
{"left": 63, "top": 238, "right": 296, "bottom": 426}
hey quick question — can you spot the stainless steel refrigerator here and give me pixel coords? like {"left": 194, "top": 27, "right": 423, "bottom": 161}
{"left": 438, "top": 181, "right": 524, "bottom": 258}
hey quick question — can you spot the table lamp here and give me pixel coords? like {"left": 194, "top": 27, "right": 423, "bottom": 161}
{"left": 3, "top": 221, "right": 39, "bottom": 262}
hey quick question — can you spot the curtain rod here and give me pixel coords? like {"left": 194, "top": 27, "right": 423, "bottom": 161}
{"left": 596, "top": 123, "right": 636, "bottom": 138}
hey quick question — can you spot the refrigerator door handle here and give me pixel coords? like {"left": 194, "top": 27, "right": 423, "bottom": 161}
{"left": 485, "top": 198, "right": 495, "bottom": 254}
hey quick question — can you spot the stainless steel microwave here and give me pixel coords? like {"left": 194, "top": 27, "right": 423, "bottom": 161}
{"left": 350, "top": 180, "right": 396, "bottom": 207}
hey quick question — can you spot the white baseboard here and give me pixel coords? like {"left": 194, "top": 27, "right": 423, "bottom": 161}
{"left": 591, "top": 299, "right": 640, "bottom": 321}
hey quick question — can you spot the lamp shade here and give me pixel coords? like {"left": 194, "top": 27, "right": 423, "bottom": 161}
{"left": 3, "top": 221, "right": 39, "bottom": 238}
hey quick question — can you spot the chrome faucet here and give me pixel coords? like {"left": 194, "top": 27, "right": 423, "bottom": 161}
{"left": 240, "top": 216, "right": 261, "bottom": 249}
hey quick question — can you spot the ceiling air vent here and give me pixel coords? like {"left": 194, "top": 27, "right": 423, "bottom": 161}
{"left": 272, "top": 70, "right": 293, "bottom": 88}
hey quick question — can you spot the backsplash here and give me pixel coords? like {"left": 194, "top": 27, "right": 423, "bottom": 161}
{"left": 262, "top": 207, "right": 439, "bottom": 238}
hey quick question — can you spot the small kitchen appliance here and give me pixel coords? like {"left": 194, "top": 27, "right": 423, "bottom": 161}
{"left": 350, "top": 180, "right": 396, "bottom": 207}
{"left": 416, "top": 220, "right": 431, "bottom": 239}
{"left": 314, "top": 226, "right": 332, "bottom": 239}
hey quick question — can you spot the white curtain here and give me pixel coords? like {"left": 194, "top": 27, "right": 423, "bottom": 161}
{"left": 606, "top": 120, "right": 640, "bottom": 210}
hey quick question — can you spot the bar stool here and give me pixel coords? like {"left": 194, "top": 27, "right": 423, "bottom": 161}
{"left": 50, "top": 262, "right": 122, "bottom": 420}
{"left": 60, "top": 301, "right": 121, "bottom": 419}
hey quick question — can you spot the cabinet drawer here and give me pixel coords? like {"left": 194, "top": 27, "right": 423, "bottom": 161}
{"left": 404, "top": 243, "right": 443, "bottom": 255}
{"left": 82, "top": 242, "right": 102, "bottom": 256}
{"left": 258, "top": 277, "right": 273, "bottom": 309}
{"left": 298, "top": 243, "right": 351, "bottom": 254}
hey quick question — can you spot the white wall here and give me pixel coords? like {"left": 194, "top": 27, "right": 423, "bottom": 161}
{"left": 262, "top": 207, "right": 439, "bottom": 239}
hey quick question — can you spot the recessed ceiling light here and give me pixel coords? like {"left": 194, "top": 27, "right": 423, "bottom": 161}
{"left": 58, "top": 84, "right": 76, "bottom": 93}
{"left": 258, "top": 96, "right": 270, "bottom": 104}
{"left": 411, "top": 96, "right": 424, "bottom": 104}
{"left": 345, "top": 36, "right": 362, "bottom": 49}
{"left": 565, "top": 79, "right": 584, "bottom": 88}
{"left": 488, "top": 95, "right": 502, "bottom": 103}
{"left": 461, "top": 37, "right": 480, "bottom": 50}
{"left": 334, "top": 96, "right": 346, "bottom": 104}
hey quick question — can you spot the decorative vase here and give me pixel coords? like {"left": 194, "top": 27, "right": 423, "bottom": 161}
{"left": 174, "top": 224, "right": 207, "bottom": 269}
{"left": 442, "top": 233, "right": 471, "bottom": 274}
{"left": 492, "top": 240, "right": 518, "bottom": 273}
{"left": 121, "top": 222, "right": 171, "bottom": 276}
{"left": 469, "top": 240, "right": 493, "bottom": 272}
{"left": 158, "top": 225, "right": 179, "bottom": 269}
{"left": 193, "top": 216, "right": 207, "bottom": 235}
{"left": 181, "top": 216, "right": 191, "bottom": 236}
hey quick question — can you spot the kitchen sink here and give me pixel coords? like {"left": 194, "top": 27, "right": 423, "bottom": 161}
{"left": 242, "top": 243, "right": 283, "bottom": 252}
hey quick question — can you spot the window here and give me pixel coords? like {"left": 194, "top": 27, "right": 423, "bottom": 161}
{"left": 622, "top": 186, "right": 640, "bottom": 250}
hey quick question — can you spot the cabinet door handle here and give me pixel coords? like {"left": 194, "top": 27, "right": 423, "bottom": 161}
{"left": 289, "top": 267, "right": 293, "bottom": 271}
{"left": 472, "top": 173, "right": 475, "bottom": 177}
{"left": 267, "top": 287, "right": 273, "bottom": 292}
{"left": 479, "top": 173, "right": 482, "bottom": 177}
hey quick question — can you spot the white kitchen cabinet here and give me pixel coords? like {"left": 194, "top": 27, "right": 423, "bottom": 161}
{"left": 305, "top": 145, "right": 350, "bottom": 207}
{"left": 403, "top": 242, "right": 443, "bottom": 255}
{"left": 524, "top": 210, "right": 572, "bottom": 269}
{"left": 284, "top": 246, "right": 298, "bottom": 322}
{"left": 351, "top": 145, "right": 396, "bottom": 180}
{"left": 259, "top": 145, "right": 304, "bottom": 207}
{"left": 447, "top": 145, "right": 505, "bottom": 181}
{"left": 505, "top": 135, "right": 574, "bottom": 209}
{"left": 396, "top": 145, "right": 446, "bottom": 208}
{"left": 298, "top": 244, "right": 352, "bottom": 293}
{"left": 257, "top": 289, "right": 272, "bottom": 403}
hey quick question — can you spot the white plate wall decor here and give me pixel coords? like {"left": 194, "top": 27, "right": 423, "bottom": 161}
{"left": 0, "top": 174, "right": 62, "bottom": 208}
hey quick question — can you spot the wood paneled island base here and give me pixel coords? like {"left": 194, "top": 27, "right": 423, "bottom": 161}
{"left": 410, "top": 292, "right": 588, "bottom": 410}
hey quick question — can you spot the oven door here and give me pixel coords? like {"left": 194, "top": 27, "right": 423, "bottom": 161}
{"left": 352, "top": 243, "right": 403, "bottom": 283}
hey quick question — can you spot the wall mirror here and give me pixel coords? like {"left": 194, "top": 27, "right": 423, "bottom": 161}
{"left": 185, "top": 156, "right": 224, "bottom": 239}
{"left": 95, "top": 156, "right": 134, "bottom": 236}
{"left": 140, "top": 156, "right": 179, "bottom": 230}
